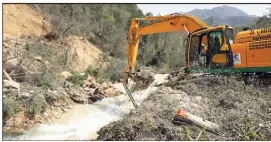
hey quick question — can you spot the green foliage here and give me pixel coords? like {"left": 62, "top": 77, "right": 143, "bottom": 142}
{"left": 67, "top": 66, "right": 101, "bottom": 86}
{"left": 57, "top": 48, "right": 69, "bottom": 66}
{"left": 26, "top": 42, "right": 69, "bottom": 69}
{"left": 32, "top": 72, "right": 54, "bottom": 88}
{"left": 100, "top": 58, "right": 127, "bottom": 82}
{"left": 241, "top": 115, "right": 266, "bottom": 141}
{"left": 184, "top": 127, "right": 191, "bottom": 140}
{"left": 67, "top": 71, "right": 87, "bottom": 86}
{"left": 234, "top": 6, "right": 271, "bottom": 35}
{"left": 200, "top": 127, "right": 209, "bottom": 140}
{"left": 85, "top": 66, "right": 100, "bottom": 77}
{"left": 29, "top": 4, "right": 144, "bottom": 60}
{"left": 138, "top": 32, "right": 187, "bottom": 73}
{"left": 26, "top": 94, "right": 47, "bottom": 115}
{"left": 24, "top": 42, "right": 70, "bottom": 88}
{"left": 3, "top": 97, "right": 21, "bottom": 118}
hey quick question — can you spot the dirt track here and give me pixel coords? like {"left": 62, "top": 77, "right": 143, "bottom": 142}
{"left": 97, "top": 74, "right": 271, "bottom": 141}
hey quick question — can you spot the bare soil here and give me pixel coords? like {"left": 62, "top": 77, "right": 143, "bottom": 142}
{"left": 3, "top": 4, "right": 51, "bottom": 38}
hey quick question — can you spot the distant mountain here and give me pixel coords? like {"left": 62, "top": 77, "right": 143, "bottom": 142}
{"left": 187, "top": 5, "right": 258, "bottom": 26}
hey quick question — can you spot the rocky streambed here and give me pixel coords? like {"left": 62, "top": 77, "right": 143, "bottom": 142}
{"left": 3, "top": 74, "right": 169, "bottom": 140}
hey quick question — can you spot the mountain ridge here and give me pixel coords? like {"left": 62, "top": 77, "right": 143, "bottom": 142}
{"left": 186, "top": 5, "right": 258, "bottom": 26}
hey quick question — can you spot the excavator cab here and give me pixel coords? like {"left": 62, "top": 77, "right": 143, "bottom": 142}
{"left": 187, "top": 26, "right": 234, "bottom": 71}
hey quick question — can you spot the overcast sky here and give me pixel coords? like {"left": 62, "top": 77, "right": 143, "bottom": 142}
{"left": 137, "top": 4, "right": 270, "bottom": 17}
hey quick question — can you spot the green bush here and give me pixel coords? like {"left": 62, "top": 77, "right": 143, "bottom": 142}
{"left": 3, "top": 97, "right": 21, "bottom": 118}
{"left": 101, "top": 58, "right": 127, "bottom": 82}
{"left": 26, "top": 94, "right": 47, "bottom": 115}
{"left": 32, "top": 72, "right": 54, "bottom": 88}
{"left": 85, "top": 66, "right": 100, "bottom": 77}
{"left": 67, "top": 71, "right": 87, "bottom": 86}
{"left": 138, "top": 32, "right": 187, "bottom": 73}
{"left": 67, "top": 66, "right": 103, "bottom": 86}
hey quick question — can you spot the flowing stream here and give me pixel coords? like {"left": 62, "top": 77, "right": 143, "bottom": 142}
{"left": 4, "top": 74, "right": 168, "bottom": 140}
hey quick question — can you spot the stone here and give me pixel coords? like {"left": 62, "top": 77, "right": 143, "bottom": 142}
{"left": 70, "top": 91, "right": 87, "bottom": 104}
{"left": 62, "top": 108, "right": 68, "bottom": 112}
{"left": 34, "top": 56, "right": 42, "bottom": 61}
{"left": 45, "top": 61, "right": 50, "bottom": 65}
{"left": 21, "top": 92, "right": 32, "bottom": 99}
{"left": 61, "top": 71, "right": 72, "bottom": 79}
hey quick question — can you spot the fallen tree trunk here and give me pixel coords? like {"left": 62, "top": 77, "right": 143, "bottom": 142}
{"left": 174, "top": 109, "right": 220, "bottom": 133}
{"left": 3, "top": 69, "right": 20, "bottom": 95}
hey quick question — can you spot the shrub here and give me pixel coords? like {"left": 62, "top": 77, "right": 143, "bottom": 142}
{"left": 67, "top": 71, "right": 87, "bottom": 86}
{"left": 85, "top": 66, "right": 100, "bottom": 77}
{"left": 3, "top": 97, "right": 21, "bottom": 118}
{"left": 32, "top": 72, "right": 54, "bottom": 88}
{"left": 26, "top": 94, "right": 47, "bottom": 115}
{"left": 101, "top": 58, "right": 127, "bottom": 82}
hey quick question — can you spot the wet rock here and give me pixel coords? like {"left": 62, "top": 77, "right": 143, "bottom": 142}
{"left": 89, "top": 96, "right": 102, "bottom": 102}
{"left": 71, "top": 91, "right": 87, "bottom": 104}
{"left": 62, "top": 108, "right": 68, "bottom": 112}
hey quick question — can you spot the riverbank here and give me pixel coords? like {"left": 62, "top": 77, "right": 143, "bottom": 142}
{"left": 3, "top": 74, "right": 169, "bottom": 140}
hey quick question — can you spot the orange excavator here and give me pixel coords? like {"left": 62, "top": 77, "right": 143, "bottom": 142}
{"left": 124, "top": 13, "right": 271, "bottom": 85}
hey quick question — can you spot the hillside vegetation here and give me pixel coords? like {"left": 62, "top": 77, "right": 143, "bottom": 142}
{"left": 3, "top": 4, "right": 271, "bottom": 139}
{"left": 29, "top": 4, "right": 144, "bottom": 59}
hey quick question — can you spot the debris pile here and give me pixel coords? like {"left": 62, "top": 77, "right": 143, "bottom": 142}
{"left": 97, "top": 87, "right": 184, "bottom": 141}
{"left": 97, "top": 71, "right": 271, "bottom": 141}
{"left": 83, "top": 76, "right": 122, "bottom": 103}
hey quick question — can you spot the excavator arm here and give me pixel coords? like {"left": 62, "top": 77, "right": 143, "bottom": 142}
{"left": 125, "top": 14, "right": 209, "bottom": 79}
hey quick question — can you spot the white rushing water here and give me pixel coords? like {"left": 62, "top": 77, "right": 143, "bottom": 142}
{"left": 5, "top": 74, "right": 168, "bottom": 140}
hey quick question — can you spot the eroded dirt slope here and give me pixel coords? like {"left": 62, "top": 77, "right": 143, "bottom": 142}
{"left": 3, "top": 4, "right": 51, "bottom": 38}
{"left": 64, "top": 36, "right": 103, "bottom": 72}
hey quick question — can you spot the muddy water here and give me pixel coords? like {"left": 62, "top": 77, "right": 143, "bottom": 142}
{"left": 4, "top": 74, "right": 168, "bottom": 140}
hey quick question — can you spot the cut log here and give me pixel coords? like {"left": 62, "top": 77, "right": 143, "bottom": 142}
{"left": 3, "top": 80, "right": 20, "bottom": 89}
{"left": 175, "top": 109, "right": 220, "bottom": 132}
{"left": 3, "top": 69, "right": 12, "bottom": 81}
{"left": 3, "top": 69, "right": 20, "bottom": 95}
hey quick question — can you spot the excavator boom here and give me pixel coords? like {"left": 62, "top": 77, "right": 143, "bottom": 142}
{"left": 126, "top": 14, "right": 209, "bottom": 76}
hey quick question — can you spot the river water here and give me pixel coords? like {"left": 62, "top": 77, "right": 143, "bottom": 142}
{"left": 3, "top": 74, "right": 168, "bottom": 140}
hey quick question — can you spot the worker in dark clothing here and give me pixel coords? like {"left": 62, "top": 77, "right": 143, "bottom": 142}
{"left": 212, "top": 36, "right": 221, "bottom": 54}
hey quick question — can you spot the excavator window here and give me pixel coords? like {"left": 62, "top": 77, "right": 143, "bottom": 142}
{"left": 207, "top": 30, "right": 232, "bottom": 68}
{"left": 225, "top": 28, "right": 234, "bottom": 44}
{"left": 209, "top": 31, "right": 224, "bottom": 54}
{"left": 189, "top": 30, "right": 232, "bottom": 69}
{"left": 189, "top": 34, "right": 208, "bottom": 68}
{"left": 189, "top": 35, "right": 200, "bottom": 67}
